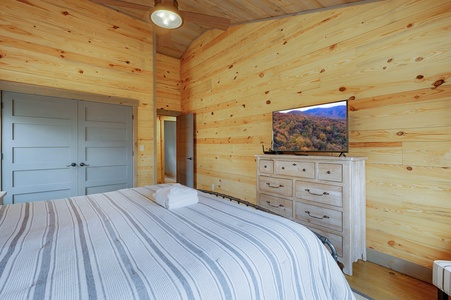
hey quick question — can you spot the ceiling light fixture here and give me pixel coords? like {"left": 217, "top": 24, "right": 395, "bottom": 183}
{"left": 150, "top": 0, "right": 183, "bottom": 29}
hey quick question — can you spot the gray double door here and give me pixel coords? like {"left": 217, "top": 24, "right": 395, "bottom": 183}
{"left": 2, "top": 92, "right": 133, "bottom": 204}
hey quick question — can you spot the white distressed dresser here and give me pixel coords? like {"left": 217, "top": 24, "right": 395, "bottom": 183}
{"left": 255, "top": 154, "right": 367, "bottom": 275}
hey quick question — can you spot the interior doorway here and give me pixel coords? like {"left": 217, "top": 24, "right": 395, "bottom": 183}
{"left": 156, "top": 112, "right": 194, "bottom": 186}
{"left": 157, "top": 115, "right": 176, "bottom": 183}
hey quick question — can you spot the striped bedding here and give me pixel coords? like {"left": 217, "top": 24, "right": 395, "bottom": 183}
{"left": 0, "top": 184, "right": 355, "bottom": 300}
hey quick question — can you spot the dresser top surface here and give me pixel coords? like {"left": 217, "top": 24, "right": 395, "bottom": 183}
{"left": 255, "top": 154, "right": 367, "bottom": 161}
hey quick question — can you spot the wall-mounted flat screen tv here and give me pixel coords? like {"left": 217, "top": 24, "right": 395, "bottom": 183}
{"left": 272, "top": 100, "right": 348, "bottom": 153}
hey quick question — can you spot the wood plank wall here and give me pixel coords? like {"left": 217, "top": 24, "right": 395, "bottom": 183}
{"left": 181, "top": 0, "right": 451, "bottom": 270}
{"left": 0, "top": 0, "right": 155, "bottom": 186}
{"left": 156, "top": 53, "right": 181, "bottom": 112}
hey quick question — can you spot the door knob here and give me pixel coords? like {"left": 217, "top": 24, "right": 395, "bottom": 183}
{"left": 66, "top": 163, "right": 77, "bottom": 167}
{"left": 79, "top": 162, "right": 90, "bottom": 166}
{"left": 187, "top": 157, "right": 193, "bottom": 160}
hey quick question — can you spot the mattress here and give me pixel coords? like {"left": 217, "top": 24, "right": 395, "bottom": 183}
{"left": 0, "top": 184, "right": 355, "bottom": 299}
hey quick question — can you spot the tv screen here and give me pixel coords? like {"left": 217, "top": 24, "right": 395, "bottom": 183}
{"left": 272, "top": 100, "right": 348, "bottom": 153}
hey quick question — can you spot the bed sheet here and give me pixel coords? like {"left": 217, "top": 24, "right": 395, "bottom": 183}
{"left": 0, "top": 184, "right": 355, "bottom": 299}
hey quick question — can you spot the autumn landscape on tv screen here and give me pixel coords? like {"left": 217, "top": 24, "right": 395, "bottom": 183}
{"left": 272, "top": 102, "right": 347, "bottom": 152}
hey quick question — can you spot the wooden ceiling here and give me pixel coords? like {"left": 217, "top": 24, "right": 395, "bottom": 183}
{"left": 91, "top": 0, "right": 369, "bottom": 59}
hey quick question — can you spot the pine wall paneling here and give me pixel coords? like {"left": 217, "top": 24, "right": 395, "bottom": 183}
{"left": 180, "top": 0, "right": 451, "bottom": 278}
{"left": 156, "top": 53, "right": 181, "bottom": 112}
{"left": 0, "top": 0, "right": 155, "bottom": 186}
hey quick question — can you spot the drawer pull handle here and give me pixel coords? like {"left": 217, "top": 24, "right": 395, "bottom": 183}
{"left": 305, "top": 189, "right": 329, "bottom": 196}
{"left": 266, "top": 201, "right": 284, "bottom": 208}
{"left": 327, "top": 171, "right": 331, "bottom": 174}
{"left": 282, "top": 167, "right": 285, "bottom": 170}
{"left": 292, "top": 163, "right": 297, "bottom": 166}
{"left": 305, "top": 211, "right": 330, "bottom": 220}
{"left": 266, "top": 183, "right": 284, "bottom": 188}
{"left": 264, "top": 165, "right": 267, "bottom": 168}
{"left": 302, "top": 168, "right": 306, "bottom": 172}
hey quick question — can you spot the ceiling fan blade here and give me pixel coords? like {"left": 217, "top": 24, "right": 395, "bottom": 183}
{"left": 90, "top": 0, "right": 152, "bottom": 22}
{"left": 90, "top": 0, "right": 151, "bottom": 10}
{"left": 180, "top": 11, "right": 230, "bottom": 31}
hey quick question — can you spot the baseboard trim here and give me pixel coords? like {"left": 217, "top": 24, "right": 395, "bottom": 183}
{"left": 366, "top": 248, "right": 432, "bottom": 283}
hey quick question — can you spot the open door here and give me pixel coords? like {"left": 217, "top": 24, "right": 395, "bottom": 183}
{"left": 177, "top": 113, "right": 194, "bottom": 188}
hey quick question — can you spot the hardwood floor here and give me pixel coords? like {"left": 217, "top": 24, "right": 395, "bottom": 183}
{"left": 346, "top": 260, "right": 437, "bottom": 300}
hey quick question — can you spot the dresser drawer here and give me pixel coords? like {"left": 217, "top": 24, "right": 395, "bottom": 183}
{"left": 258, "top": 176, "right": 293, "bottom": 197}
{"left": 295, "top": 181, "right": 343, "bottom": 207}
{"left": 294, "top": 202, "right": 342, "bottom": 232}
{"left": 275, "top": 161, "right": 315, "bottom": 179}
{"left": 311, "top": 228, "right": 343, "bottom": 257}
{"left": 318, "top": 163, "right": 343, "bottom": 182}
{"left": 259, "top": 159, "right": 274, "bottom": 174}
{"left": 259, "top": 194, "right": 293, "bottom": 218}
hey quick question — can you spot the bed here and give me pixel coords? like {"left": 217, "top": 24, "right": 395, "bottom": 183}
{"left": 0, "top": 184, "right": 355, "bottom": 299}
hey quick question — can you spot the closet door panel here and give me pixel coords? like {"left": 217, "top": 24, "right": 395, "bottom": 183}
{"left": 2, "top": 92, "right": 78, "bottom": 204}
{"left": 77, "top": 101, "right": 133, "bottom": 196}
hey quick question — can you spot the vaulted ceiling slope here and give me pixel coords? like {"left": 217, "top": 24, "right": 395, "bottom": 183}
{"left": 90, "top": 0, "right": 369, "bottom": 59}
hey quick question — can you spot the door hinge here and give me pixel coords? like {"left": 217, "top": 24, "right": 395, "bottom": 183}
{"left": 132, "top": 115, "right": 134, "bottom": 120}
